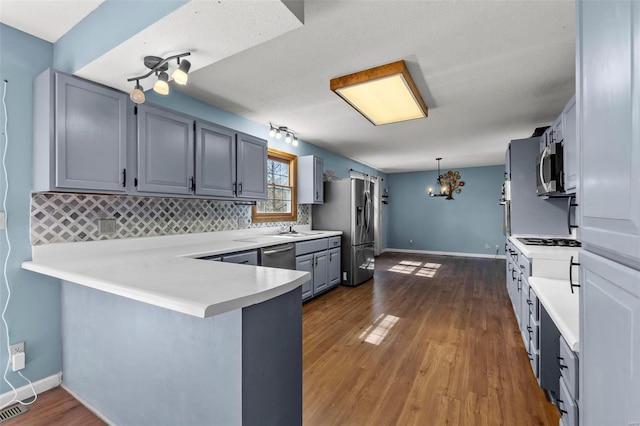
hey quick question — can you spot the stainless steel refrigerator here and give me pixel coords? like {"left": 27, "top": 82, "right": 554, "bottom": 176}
{"left": 312, "top": 178, "right": 374, "bottom": 286}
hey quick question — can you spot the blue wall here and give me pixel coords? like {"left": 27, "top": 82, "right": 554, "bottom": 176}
{"left": 386, "top": 165, "right": 504, "bottom": 256}
{"left": 0, "top": 24, "right": 62, "bottom": 394}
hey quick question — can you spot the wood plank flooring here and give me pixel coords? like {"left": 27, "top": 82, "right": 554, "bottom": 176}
{"left": 4, "top": 253, "right": 559, "bottom": 425}
{"left": 302, "top": 253, "right": 560, "bottom": 426}
{"left": 2, "top": 387, "right": 104, "bottom": 426}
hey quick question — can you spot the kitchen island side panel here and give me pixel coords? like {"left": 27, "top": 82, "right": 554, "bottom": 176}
{"left": 242, "top": 287, "right": 302, "bottom": 426}
{"left": 61, "top": 281, "right": 242, "bottom": 426}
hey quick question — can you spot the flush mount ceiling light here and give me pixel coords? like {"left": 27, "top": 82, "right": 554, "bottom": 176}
{"left": 268, "top": 123, "right": 299, "bottom": 147}
{"left": 127, "top": 52, "right": 191, "bottom": 104}
{"left": 330, "top": 60, "right": 428, "bottom": 126}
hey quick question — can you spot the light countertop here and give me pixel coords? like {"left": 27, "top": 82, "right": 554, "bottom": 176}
{"left": 529, "top": 276, "right": 579, "bottom": 352}
{"left": 22, "top": 226, "right": 341, "bottom": 318}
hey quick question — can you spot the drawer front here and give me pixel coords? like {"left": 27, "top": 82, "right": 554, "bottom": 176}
{"left": 296, "top": 238, "right": 329, "bottom": 256}
{"left": 528, "top": 286, "right": 540, "bottom": 321}
{"left": 518, "top": 253, "right": 531, "bottom": 278}
{"left": 223, "top": 250, "right": 258, "bottom": 265}
{"left": 328, "top": 236, "right": 341, "bottom": 248}
{"left": 529, "top": 314, "right": 540, "bottom": 351}
{"left": 559, "top": 376, "right": 578, "bottom": 426}
{"left": 559, "top": 336, "right": 579, "bottom": 400}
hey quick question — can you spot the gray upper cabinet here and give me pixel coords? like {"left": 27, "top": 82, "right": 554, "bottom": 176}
{"left": 236, "top": 133, "right": 267, "bottom": 200}
{"left": 551, "top": 114, "right": 564, "bottom": 145}
{"left": 562, "top": 95, "right": 577, "bottom": 194}
{"left": 578, "top": 0, "right": 640, "bottom": 266}
{"left": 195, "top": 121, "right": 236, "bottom": 198}
{"left": 297, "top": 155, "right": 324, "bottom": 204}
{"left": 137, "top": 104, "right": 194, "bottom": 195}
{"left": 33, "top": 70, "right": 127, "bottom": 193}
{"left": 580, "top": 251, "right": 640, "bottom": 426}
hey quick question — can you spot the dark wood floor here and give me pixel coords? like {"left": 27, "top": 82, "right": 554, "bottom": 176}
{"left": 302, "top": 253, "right": 559, "bottom": 425}
{"left": 5, "top": 253, "right": 559, "bottom": 425}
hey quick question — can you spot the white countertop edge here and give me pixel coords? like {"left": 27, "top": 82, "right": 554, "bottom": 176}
{"left": 22, "top": 227, "right": 341, "bottom": 319}
{"left": 529, "top": 277, "right": 579, "bottom": 352}
{"left": 22, "top": 260, "right": 311, "bottom": 318}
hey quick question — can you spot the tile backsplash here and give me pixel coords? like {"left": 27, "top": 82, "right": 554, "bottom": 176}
{"left": 30, "top": 192, "right": 310, "bottom": 245}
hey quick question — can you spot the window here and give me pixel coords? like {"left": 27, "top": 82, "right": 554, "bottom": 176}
{"left": 252, "top": 149, "right": 297, "bottom": 223}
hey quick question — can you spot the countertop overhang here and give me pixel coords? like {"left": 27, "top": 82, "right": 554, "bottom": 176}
{"left": 22, "top": 227, "right": 342, "bottom": 318}
{"left": 529, "top": 276, "right": 579, "bottom": 352}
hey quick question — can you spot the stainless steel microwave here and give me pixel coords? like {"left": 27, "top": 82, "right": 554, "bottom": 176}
{"left": 536, "top": 142, "right": 564, "bottom": 196}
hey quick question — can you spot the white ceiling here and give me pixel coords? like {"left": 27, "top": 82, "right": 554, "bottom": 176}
{"left": 0, "top": 0, "right": 103, "bottom": 42}
{"left": 0, "top": 0, "right": 576, "bottom": 173}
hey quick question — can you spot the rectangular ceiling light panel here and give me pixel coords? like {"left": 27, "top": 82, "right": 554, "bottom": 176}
{"left": 330, "top": 60, "right": 428, "bottom": 126}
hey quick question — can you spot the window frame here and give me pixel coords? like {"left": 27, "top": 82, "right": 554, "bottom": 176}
{"left": 252, "top": 148, "right": 298, "bottom": 223}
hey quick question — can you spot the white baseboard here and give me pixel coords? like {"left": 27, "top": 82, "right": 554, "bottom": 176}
{"left": 61, "top": 384, "right": 116, "bottom": 426}
{"left": 0, "top": 372, "right": 62, "bottom": 408}
{"left": 383, "top": 248, "right": 506, "bottom": 260}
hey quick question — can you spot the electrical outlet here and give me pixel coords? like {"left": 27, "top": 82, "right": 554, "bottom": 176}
{"left": 0, "top": 211, "right": 5, "bottom": 230}
{"left": 409, "top": 239, "right": 413, "bottom": 244}
{"left": 9, "top": 341, "right": 24, "bottom": 355}
{"left": 98, "top": 218, "right": 117, "bottom": 235}
{"left": 496, "top": 244, "right": 500, "bottom": 251}
{"left": 484, "top": 244, "right": 490, "bottom": 249}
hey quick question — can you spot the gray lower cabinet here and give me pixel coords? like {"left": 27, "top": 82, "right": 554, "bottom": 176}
{"left": 312, "top": 251, "right": 328, "bottom": 294}
{"left": 137, "top": 104, "right": 194, "bottom": 195}
{"left": 296, "top": 237, "right": 340, "bottom": 301}
{"left": 33, "top": 70, "right": 128, "bottom": 193}
{"left": 297, "top": 155, "right": 324, "bottom": 204}
{"left": 296, "top": 254, "right": 314, "bottom": 300}
{"left": 328, "top": 247, "right": 341, "bottom": 287}
{"left": 195, "top": 121, "right": 236, "bottom": 198}
{"left": 236, "top": 133, "right": 267, "bottom": 200}
{"left": 222, "top": 250, "right": 258, "bottom": 266}
{"left": 580, "top": 250, "right": 640, "bottom": 426}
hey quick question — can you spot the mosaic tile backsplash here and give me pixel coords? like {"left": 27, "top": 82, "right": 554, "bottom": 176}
{"left": 31, "top": 192, "right": 310, "bottom": 245}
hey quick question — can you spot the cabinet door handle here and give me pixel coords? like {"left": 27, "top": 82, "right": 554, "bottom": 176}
{"left": 566, "top": 196, "right": 579, "bottom": 234}
{"left": 511, "top": 270, "right": 516, "bottom": 280}
{"left": 190, "top": 177, "right": 195, "bottom": 192}
{"left": 527, "top": 299, "right": 533, "bottom": 306}
{"left": 239, "top": 182, "right": 243, "bottom": 194}
{"left": 316, "top": 190, "right": 319, "bottom": 200}
{"left": 517, "top": 276, "right": 522, "bottom": 291}
{"left": 122, "top": 169, "right": 127, "bottom": 187}
{"left": 569, "top": 256, "right": 581, "bottom": 293}
{"left": 239, "top": 260, "right": 249, "bottom": 264}
{"left": 557, "top": 356, "right": 568, "bottom": 370}
{"left": 233, "top": 182, "right": 237, "bottom": 195}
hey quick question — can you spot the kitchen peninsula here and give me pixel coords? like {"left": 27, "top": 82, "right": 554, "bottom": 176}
{"left": 22, "top": 228, "right": 340, "bottom": 426}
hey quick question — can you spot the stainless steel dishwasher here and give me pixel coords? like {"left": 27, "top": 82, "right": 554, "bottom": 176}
{"left": 260, "top": 243, "right": 296, "bottom": 269}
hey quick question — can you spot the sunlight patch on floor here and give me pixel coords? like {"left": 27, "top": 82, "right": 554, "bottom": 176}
{"left": 388, "top": 260, "right": 441, "bottom": 278}
{"left": 358, "top": 313, "right": 400, "bottom": 345}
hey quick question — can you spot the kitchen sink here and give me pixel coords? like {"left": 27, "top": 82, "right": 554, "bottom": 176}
{"left": 271, "top": 231, "right": 322, "bottom": 239}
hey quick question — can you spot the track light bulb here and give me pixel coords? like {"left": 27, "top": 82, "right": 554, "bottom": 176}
{"left": 292, "top": 136, "right": 299, "bottom": 147}
{"left": 285, "top": 133, "right": 292, "bottom": 143}
{"left": 153, "top": 72, "right": 170, "bottom": 95}
{"left": 130, "top": 81, "right": 145, "bottom": 104}
{"left": 269, "top": 126, "right": 276, "bottom": 138}
{"left": 275, "top": 129, "right": 282, "bottom": 139}
{"left": 172, "top": 59, "right": 191, "bottom": 85}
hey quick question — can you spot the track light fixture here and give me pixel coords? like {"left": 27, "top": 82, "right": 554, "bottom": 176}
{"left": 268, "top": 123, "right": 299, "bottom": 146}
{"left": 130, "top": 80, "right": 145, "bottom": 104}
{"left": 127, "top": 52, "right": 191, "bottom": 104}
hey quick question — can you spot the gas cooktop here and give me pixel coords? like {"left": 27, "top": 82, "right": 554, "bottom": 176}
{"left": 516, "top": 237, "right": 582, "bottom": 248}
